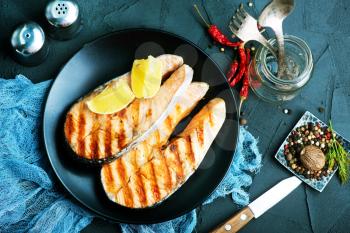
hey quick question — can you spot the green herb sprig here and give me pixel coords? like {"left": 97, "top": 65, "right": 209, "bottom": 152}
{"left": 326, "top": 121, "right": 350, "bottom": 184}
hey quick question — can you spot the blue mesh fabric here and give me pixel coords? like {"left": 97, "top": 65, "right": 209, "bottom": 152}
{"left": 0, "top": 75, "right": 93, "bottom": 233}
{"left": 0, "top": 75, "right": 262, "bottom": 233}
{"left": 204, "top": 126, "right": 262, "bottom": 205}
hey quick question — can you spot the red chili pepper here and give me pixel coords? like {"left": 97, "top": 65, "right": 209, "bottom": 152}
{"left": 240, "top": 48, "right": 251, "bottom": 99}
{"left": 229, "top": 44, "right": 246, "bottom": 87}
{"left": 226, "top": 60, "right": 239, "bottom": 82}
{"left": 230, "top": 67, "right": 245, "bottom": 87}
{"left": 240, "top": 73, "right": 249, "bottom": 99}
{"left": 208, "top": 25, "right": 241, "bottom": 47}
{"left": 193, "top": 5, "right": 241, "bottom": 48}
{"left": 241, "top": 71, "right": 250, "bottom": 94}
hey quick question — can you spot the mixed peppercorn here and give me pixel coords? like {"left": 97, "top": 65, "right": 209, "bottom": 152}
{"left": 284, "top": 122, "right": 336, "bottom": 180}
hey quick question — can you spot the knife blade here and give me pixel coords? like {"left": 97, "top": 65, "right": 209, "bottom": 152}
{"left": 248, "top": 176, "right": 302, "bottom": 218}
{"left": 212, "top": 176, "right": 302, "bottom": 233}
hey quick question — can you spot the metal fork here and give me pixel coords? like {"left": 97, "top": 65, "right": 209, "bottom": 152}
{"left": 229, "top": 5, "right": 277, "bottom": 57}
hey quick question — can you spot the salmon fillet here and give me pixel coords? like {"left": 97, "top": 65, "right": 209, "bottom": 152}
{"left": 64, "top": 55, "right": 188, "bottom": 162}
{"left": 101, "top": 98, "right": 226, "bottom": 208}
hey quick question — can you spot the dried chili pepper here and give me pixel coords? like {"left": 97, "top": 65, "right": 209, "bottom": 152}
{"left": 193, "top": 3, "right": 253, "bottom": 101}
{"left": 230, "top": 67, "right": 245, "bottom": 87}
{"left": 194, "top": 5, "right": 241, "bottom": 48}
{"left": 240, "top": 71, "right": 249, "bottom": 99}
{"left": 226, "top": 60, "right": 239, "bottom": 82}
{"left": 239, "top": 48, "right": 251, "bottom": 100}
{"left": 238, "top": 70, "right": 249, "bottom": 113}
{"left": 229, "top": 44, "right": 246, "bottom": 87}
{"left": 208, "top": 25, "right": 241, "bottom": 47}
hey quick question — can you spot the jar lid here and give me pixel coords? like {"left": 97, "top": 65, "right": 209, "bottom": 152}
{"left": 45, "top": 0, "right": 79, "bottom": 28}
{"left": 11, "top": 22, "right": 45, "bottom": 56}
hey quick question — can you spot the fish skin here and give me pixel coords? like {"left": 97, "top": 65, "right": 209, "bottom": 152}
{"left": 64, "top": 55, "right": 185, "bottom": 161}
{"left": 101, "top": 98, "right": 226, "bottom": 208}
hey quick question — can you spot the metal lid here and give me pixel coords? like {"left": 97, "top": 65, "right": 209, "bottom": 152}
{"left": 11, "top": 22, "right": 45, "bottom": 56}
{"left": 45, "top": 0, "right": 79, "bottom": 28}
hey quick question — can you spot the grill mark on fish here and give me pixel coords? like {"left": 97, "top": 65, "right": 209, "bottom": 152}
{"left": 131, "top": 100, "right": 140, "bottom": 133}
{"left": 116, "top": 108, "right": 127, "bottom": 119}
{"left": 208, "top": 111, "right": 215, "bottom": 127}
{"left": 104, "top": 116, "right": 112, "bottom": 156}
{"left": 110, "top": 119, "right": 119, "bottom": 154}
{"left": 65, "top": 114, "right": 74, "bottom": 143}
{"left": 160, "top": 154, "right": 172, "bottom": 192}
{"left": 103, "top": 163, "right": 115, "bottom": 194}
{"left": 135, "top": 170, "right": 147, "bottom": 207}
{"left": 196, "top": 122, "right": 205, "bottom": 147}
{"left": 171, "top": 143, "right": 184, "bottom": 182}
{"left": 77, "top": 111, "right": 86, "bottom": 156}
{"left": 186, "top": 136, "right": 196, "bottom": 169}
{"left": 116, "top": 159, "right": 134, "bottom": 207}
{"left": 89, "top": 129, "right": 99, "bottom": 159}
{"left": 95, "top": 119, "right": 105, "bottom": 159}
{"left": 149, "top": 161, "right": 161, "bottom": 202}
{"left": 131, "top": 152, "right": 147, "bottom": 206}
{"left": 118, "top": 120, "right": 126, "bottom": 149}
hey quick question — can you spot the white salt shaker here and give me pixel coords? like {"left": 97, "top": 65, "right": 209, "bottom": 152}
{"left": 45, "top": 0, "right": 82, "bottom": 40}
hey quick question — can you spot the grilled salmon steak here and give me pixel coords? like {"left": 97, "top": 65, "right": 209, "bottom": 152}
{"left": 101, "top": 98, "right": 226, "bottom": 208}
{"left": 64, "top": 55, "right": 189, "bottom": 163}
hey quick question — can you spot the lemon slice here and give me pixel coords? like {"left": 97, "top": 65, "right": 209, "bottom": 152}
{"left": 131, "top": 55, "right": 163, "bottom": 98}
{"left": 87, "top": 79, "right": 135, "bottom": 114}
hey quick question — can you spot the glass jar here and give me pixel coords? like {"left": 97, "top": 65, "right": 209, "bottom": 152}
{"left": 249, "top": 35, "right": 313, "bottom": 103}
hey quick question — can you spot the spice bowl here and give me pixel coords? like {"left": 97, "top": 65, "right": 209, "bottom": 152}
{"left": 275, "top": 111, "right": 350, "bottom": 192}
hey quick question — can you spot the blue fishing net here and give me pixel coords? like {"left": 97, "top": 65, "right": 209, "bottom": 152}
{"left": 0, "top": 75, "right": 262, "bottom": 233}
{"left": 0, "top": 75, "right": 93, "bottom": 233}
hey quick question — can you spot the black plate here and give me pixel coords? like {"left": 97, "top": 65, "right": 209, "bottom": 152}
{"left": 43, "top": 28, "right": 239, "bottom": 224}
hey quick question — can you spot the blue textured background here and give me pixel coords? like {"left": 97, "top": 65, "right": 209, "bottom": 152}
{"left": 1, "top": 0, "right": 349, "bottom": 232}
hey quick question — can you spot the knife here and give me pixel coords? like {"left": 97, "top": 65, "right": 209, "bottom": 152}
{"left": 212, "top": 176, "right": 302, "bottom": 233}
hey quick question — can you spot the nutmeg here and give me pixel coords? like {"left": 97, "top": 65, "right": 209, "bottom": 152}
{"left": 300, "top": 145, "right": 325, "bottom": 171}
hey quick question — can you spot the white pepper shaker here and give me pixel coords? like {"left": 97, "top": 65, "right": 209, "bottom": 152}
{"left": 45, "top": 0, "right": 83, "bottom": 40}
{"left": 10, "top": 22, "right": 49, "bottom": 66}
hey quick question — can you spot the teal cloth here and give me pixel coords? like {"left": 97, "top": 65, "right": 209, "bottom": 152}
{"left": 0, "top": 75, "right": 262, "bottom": 233}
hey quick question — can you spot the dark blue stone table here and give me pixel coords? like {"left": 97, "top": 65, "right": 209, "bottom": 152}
{"left": 1, "top": 0, "right": 349, "bottom": 232}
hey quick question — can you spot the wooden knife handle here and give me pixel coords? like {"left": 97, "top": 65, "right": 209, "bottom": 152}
{"left": 211, "top": 207, "right": 254, "bottom": 233}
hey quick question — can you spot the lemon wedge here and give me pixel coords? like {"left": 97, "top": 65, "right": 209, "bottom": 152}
{"left": 87, "top": 79, "right": 135, "bottom": 114}
{"left": 131, "top": 55, "right": 162, "bottom": 98}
